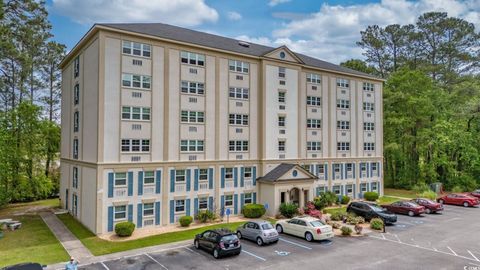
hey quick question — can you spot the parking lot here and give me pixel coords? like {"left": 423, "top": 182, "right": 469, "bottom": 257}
{"left": 78, "top": 205, "right": 480, "bottom": 270}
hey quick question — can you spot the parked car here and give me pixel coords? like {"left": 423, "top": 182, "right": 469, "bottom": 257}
{"left": 437, "top": 193, "right": 480, "bottom": 207}
{"left": 381, "top": 201, "right": 425, "bottom": 216}
{"left": 3, "top": 263, "right": 45, "bottom": 270}
{"left": 275, "top": 216, "right": 333, "bottom": 242}
{"left": 469, "top": 190, "right": 480, "bottom": 199}
{"left": 411, "top": 198, "right": 443, "bottom": 214}
{"left": 347, "top": 201, "right": 397, "bottom": 224}
{"left": 194, "top": 228, "right": 241, "bottom": 259}
{"left": 236, "top": 220, "right": 279, "bottom": 246}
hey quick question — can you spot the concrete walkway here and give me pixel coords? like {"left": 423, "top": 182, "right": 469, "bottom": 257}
{"left": 40, "top": 212, "right": 93, "bottom": 261}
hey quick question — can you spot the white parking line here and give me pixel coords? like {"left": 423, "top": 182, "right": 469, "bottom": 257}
{"left": 468, "top": 250, "right": 480, "bottom": 262}
{"left": 100, "top": 262, "right": 110, "bottom": 270}
{"left": 447, "top": 246, "right": 457, "bottom": 256}
{"left": 242, "top": 250, "right": 267, "bottom": 261}
{"left": 279, "top": 237, "right": 312, "bottom": 250}
{"left": 144, "top": 253, "right": 169, "bottom": 270}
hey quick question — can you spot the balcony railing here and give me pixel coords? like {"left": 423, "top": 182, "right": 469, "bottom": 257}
{"left": 347, "top": 172, "right": 353, "bottom": 179}
{"left": 244, "top": 179, "right": 253, "bottom": 189}
{"left": 114, "top": 187, "right": 127, "bottom": 197}
{"left": 199, "top": 182, "right": 209, "bottom": 190}
{"left": 175, "top": 184, "right": 186, "bottom": 192}
{"left": 143, "top": 186, "right": 155, "bottom": 195}
{"left": 225, "top": 180, "right": 234, "bottom": 189}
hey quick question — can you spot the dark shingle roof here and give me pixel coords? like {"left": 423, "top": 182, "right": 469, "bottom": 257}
{"left": 258, "top": 163, "right": 317, "bottom": 182}
{"left": 98, "top": 22, "right": 380, "bottom": 80}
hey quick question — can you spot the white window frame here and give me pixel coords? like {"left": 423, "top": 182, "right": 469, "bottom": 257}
{"left": 181, "top": 81, "right": 205, "bottom": 95}
{"left": 364, "top": 122, "right": 375, "bottom": 131}
{"left": 360, "top": 183, "right": 368, "bottom": 192}
{"left": 336, "top": 78, "right": 349, "bottom": 88}
{"left": 363, "top": 82, "right": 374, "bottom": 91}
{"left": 181, "top": 51, "right": 205, "bottom": 66}
{"left": 364, "top": 143, "right": 375, "bottom": 151}
{"left": 175, "top": 199, "right": 186, "bottom": 213}
{"left": 114, "top": 205, "right": 127, "bottom": 221}
{"left": 121, "top": 139, "right": 150, "bottom": 152}
{"left": 307, "top": 73, "right": 321, "bottom": 84}
{"left": 317, "top": 165, "right": 325, "bottom": 174}
{"left": 73, "top": 111, "right": 79, "bottom": 132}
{"left": 278, "top": 67, "right": 286, "bottom": 78}
{"left": 180, "top": 140, "right": 204, "bottom": 152}
{"left": 114, "top": 172, "right": 127, "bottom": 187}
{"left": 244, "top": 193, "right": 253, "bottom": 204}
{"left": 122, "top": 73, "right": 151, "bottom": 90}
{"left": 278, "top": 140, "right": 286, "bottom": 152}
{"left": 244, "top": 167, "right": 252, "bottom": 178}
{"left": 229, "top": 60, "right": 249, "bottom": 73}
{"left": 73, "top": 139, "right": 78, "bottom": 159}
{"left": 199, "top": 197, "right": 208, "bottom": 210}
{"left": 224, "top": 168, "right": 234, "bottom": 180}
{"left": 371, "top": 182, "right": 378, "bottom": 191}
{"left": 306, "top": 96, "right": 321, "bottom": 106}
{"left": 229, "top": 87, "right": 249, "bottom": 100}
{"left": 181, "top": 111, "right": 205, "bottom": 123}
{"left": 175, "top": 170, "right": 186, "bottom": 183}
{"left": 278, "top": 116, "right": 286, "bottom": 127}
{"left": 225, "top": 195, "right": 233, "bottom": 207}
{"left": 332, "top": 186, "right": 341, "bottom": 195}
{"left": 143, "top": 203, "right": 155, "bottom": 217}
{"left": 122, "top": 106, "right": 151, "bottom": 121}
{"left": 229, "top": 114, "right": 249, "bottom": 126}
{"left": 278, "top": 91, "right": 286, "bottom": 103}
{"left": 199, "top": 169, "right": 208, "bottom": 181}
{"left": 74, "top": 84, "right": 79, "bottom": 105}
{"left": 122, "top": 41, "right": 151, "bottom": 58}
{"left": 73, "top": 167, "right": 78, "bottom": 188}
{"left": 143, "top": 171, "right": 155, "bottom": 185}
{"left": 229, "top": 140, "right": 249, "bottom": 152}
{"left": 307, "top": 141, "right": 322, "bottom": 151}
{"left": 73, "top": 56, "right": 79, "bottom": 78}
{"left": 337, "top": 120, "right": 350, "bottom": 130}
{"left": 307, "top": 119, "right": 321, "bottom": 129}
{"left": 336, "top": 99, "right": 350, "bottom": 109}
{"left": 363, "top": 102, "right": 375, "bottom": 112}
{"left": 337, "top": 142, "right": 350, "bottom": 151}
{"left": 371, "top": 163, "right": 378, "bottom": 175}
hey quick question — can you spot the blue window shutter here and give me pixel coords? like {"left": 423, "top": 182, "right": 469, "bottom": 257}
{"left": 194, "top": 198, "right": 199, "bottom": 216}
{"left": 208, "top": 197, "right": 213, "bottom": 211}
{"left": 186, "top": 199, "right": 191, "bottom": 216}
{"left": 378, "top": 181, "right": 381, "bottom": 194}
{"left": 316, "top": 187, "right": 320, "bottom": 196}
{"left": 194, "top": 169, "right": 199, "bottom": 191}
{"left": 332, "top": 164, "right": 335, "bottom": 179}
{"left": 128, "top": 171, "right": 133, "bottom": 196}
{"left": 208, "top": 168, "right": 213, "bottom": 189}
{"left": 155, "top": 202, "right": 161, "bottom": 225}
{"left": 252, "top": 166, "right": 257, "bottom": 186}
{"left": 367, "top": 182, "right": 371, "bottom": 192}
{"left": 353, "top": 164, "right": 356, "bottom": 179}
{"left": 240, "top": 193, "right": 245, "bottom": 213}
{"left": 108, "top": 173, "right": 114, "bottom": 198}
{"left": 234, "top": 168, "right": 238, "bottom": 187}
{"left": 341, "top": 164, "right": 345, "bottom": 179}
{"left": 138, "top": 171, "right": 144, "bottom": 196}
{"left": 155, "top": 170, "right": 161, "bottom": 194}
{"left": 137, "top": 204, "right": 143, "bottom": 228}
{"left": 240, "top": 167, "right": 244, "bottom": 187}
{"left": 353, "top": 184, "right": 356, "bottom": 199}
{"left": 220, "top": 195, "right": 225, "bottom": 216}
{"left": 186, "top": 170, "right": 191, "bottom": 192}
{"left": 170, "top": 170, "right": 175, "bottom": 193}
{"left": 107, "top": 206, "right": 113, "bottom": 232}
{"left": 221, "top": 168, "right": 225, "bottom": 188}
{"left": 367, "top": 163, "right": 371, "bottom": 178}
{"left": 324, "top": 163, "right": 328, "bottom": 180}
{"left": 128, "top": 204, "right": 133, "bottom": 222}
{"left": 169, "top": 200, "right": 174, "bottom": 223}
{"left": 234, "top": 194, "right": 238, "bottom": 214}
{"left": 253, "top": 192, "right": 257, "bottom": 204}
{"left": 378, "top": 162, "right": 381, "bottom": 177}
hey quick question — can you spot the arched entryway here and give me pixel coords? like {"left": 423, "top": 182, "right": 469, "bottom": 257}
{"left": 290, "top": 187, "right": 300, "bottom": 206}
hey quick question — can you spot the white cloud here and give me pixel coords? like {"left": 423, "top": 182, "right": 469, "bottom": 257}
{"left": 268, "top": 0, "right": 291, "bottom": 7}
{"left": 52, "top": 0, "right": 219, "bottom": 26}
{"left": 227, "top": 11, "right": 242, "bottom": 21}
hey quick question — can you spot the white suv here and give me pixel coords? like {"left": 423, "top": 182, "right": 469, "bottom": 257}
{"left": 275, "top": 216, "right": 334, "bottom": 242}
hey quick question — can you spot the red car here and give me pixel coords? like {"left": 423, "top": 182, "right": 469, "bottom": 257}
{"left": 411, "top": 198, "right": 443, "bottom": 214}
{"left": 469, "top": 190, "right": 480, "bottom": 199}
{"left": 437, "top": 193, "right": 479, "bottom": 207}
{"left": 381, "top": 201, "right": 425, "bottom": 216}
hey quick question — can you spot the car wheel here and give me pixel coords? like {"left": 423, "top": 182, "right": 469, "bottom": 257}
{"left": 194, "top": 240, "right": 200, "bottom": 249}
{"left": 408, "top": 211, "right": 414, "bottom": 217}
{"left": 463, "top": 202, "right": 469, "bottom": 207}
{"left": 425, "top": 208, "right": 431, "bottom": 214}
{"left": 213, "top": 248, "right": 220, "bottom": 259}
{"left": 276, "top": 225, "right": 283, "bottom": 234}
{"left": 305, "top": 232, "right": 314, "bottom": 242}
{"left": 256, "top": 237, "right": 264, "bottom": 246}
{"left": 439, "top": 199, "right": 444, "bottom": 204}
{"left": 236, "top": 231, "right": 242, "bottom": 239}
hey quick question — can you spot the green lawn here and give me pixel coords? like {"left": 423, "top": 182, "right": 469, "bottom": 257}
{"left": 0, "top": 198, "right": 60, "bottom": 217}
{"left": 0, "top": 215, "right": 69, "bottom": 267}
{"left": 378, "top": 196, "right": 402, "bottom": 205}
{"left": 57, "top": 214, "right": 248, "bottom": 256}
{"left": 323, "top": 206, "right": 347, "bottom": 215}
{"left": 384, "top": 188, "right": 417, "bottom": 199}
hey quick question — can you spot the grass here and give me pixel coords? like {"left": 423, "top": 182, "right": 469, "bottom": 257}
{"left": 57, "top": 213, "right": 248, "bottom": 256}
{"left": 323, "top": 206, "right": 347, "bottom": 215}
{"left": 384, "top": 188, "right": 417, "bottom": 199}
{"left": 378, "top": 196, "right": 402, "bottom": 205}
{"left": 0, "top": 215, "right": 70, "bottom": 267}
{"left": 0, "top": 198, "right": 60, "bottom": 218}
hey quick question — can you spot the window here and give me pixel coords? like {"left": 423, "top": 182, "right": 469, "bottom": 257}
{"left": 336, "top": 99, "right": 350, "bottom": 109}
{"left": 229, "top": 87, "right": 249, "bottom": 100}
{"left": 244, "top": 167, "right": 252, "bottom": 178}
{"left": 317, "top": 164, "right": 325, "bottom": 174}
{"left": 278, "top": 116, "right": 286, "bottom": 127}
{"left": 175, "top": 200, "right": 185, "bottom": 212}
{"left": 306, "top": 96, "right": 321, "bottom": 106}
{"left": 360, "top": 183, "right": 367, "bottom": 192}
{"left": 114, "top": 172, "right": 127, "bottom": 187}
{"left": 346, "top": 163, "right": 353, "bottom": 175}
{"left": 73, "top": 167, "right": 78, "bottom": 188}
{"left": 363, "top": 82, "right": 374, "bottom": 91}
{"left": 278, "top": 67, "right": 286, "bottom": 78}
{"left": 371, "top": 163, "right": 378, "bottom": 174}
{"left": 180, "top": 140, "right": 204, "bottom": 152}
{"left": 333, "top": 164, "right": 341, "bottom": 175}
{"left": 278, "top": 91, "right": 286, "bottom": 103}
{"left": 229, "top": 60, "right": 249, "bottom": 73}
{"left": 364, "top": 142, "right": 375, "bottom": 151}
{"left": 175, "top": 170, "right": 186, "bottom": 183}
{"left": 143, "top": 203, "right": 154, "bottom": 216}
{"left": 144, "top": 171, "right": 155, "bottom": 185}
{"left": 73, "top": 111, "right": 79, "bottom": 132}
{"left": 371, "top": 182, "right": 378, "bottom": 191}
{"left": 225, "top": 195, "right": 233, "bottom": 206}
{"left": 307, "top": 141, "right": 322, "bottom": 151}
{"left": 121, "top": 139, "right": 150, "bottom": 152}
{"left": 199, "top": 169, "right": 208, "bottom": 181}
{"left": 122, "top": 41, "right": 151, "bottom": 57}
{"left": 225, "top": 168, "right": 234, "bottom": 180}
{"left": 74, "top": 84, "right": 79, "bottom": 105}
{"left": 337, "top": 120, "right": 350, "bottom": 130}
{"left": 229, "top": 140, "right": 249, "bottom": 152}
{"left": 337, "top": 142, "right": 350, "bottom": 151}
{"left": 346, "top": 184, "right": 353, "bottom": 194}
{"left": 229, "top": 114, "right": 248, "bottom": 125}
{"left": 307, "top": 73, "right": 321, "bottom": 84}
{"left": 336, "top": 78, "right": 349, "bottom": 88}
{"left": 122, "top": 74, "right": 151, "bottom": 90}
{"left": 181, "top": 51, "right": 205, "bottom": 66}
{"left": 181, "top": 81, "right": 205, "bottom": 95}
{"left": 122, "top": 107, "right": 151, "bottom": 120}
{"left": 307, "top": 119, "right": 321, "bottom": 129}
{"left": 278, "top": 140, "right": 286, "bottom": 152}
{"left": 360, "top": 163, "right": 367, "bottom": 175}
{"left": 114, "top": 205, "right": 127, "bottom": 220}
{"left": 363, "top": 102, "right": 375, "bottom": 112}
{"left": 73, "top": 139, "right": 78, "bottom": 159}
{"left": 73, "top": 56, "right": 79, "bottom": 78}
{"left": 364, "top": 122, "right": 375, "bottom": 131}
{"left": 332, "top": 186, "right": 341, "bottom": 195}
{"left": 244, "top": 193, "right": 252, "bottom": 204}
{"left": 199, "top": 197, "right": 208, "bottom": 210}
{"left": 181, "top": 111, "right": 205, "bottom": 123}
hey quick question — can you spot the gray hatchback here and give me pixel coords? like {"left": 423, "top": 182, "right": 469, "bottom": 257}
{"left": 236, "top": 220, "right": 279, "bottom": 246}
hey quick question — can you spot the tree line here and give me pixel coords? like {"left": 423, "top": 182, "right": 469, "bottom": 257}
{"left": 341, "top": 12, "right": 480, "bottom": 191}
{"left": 0, "top": 0, "right": 65, "bottom": 206}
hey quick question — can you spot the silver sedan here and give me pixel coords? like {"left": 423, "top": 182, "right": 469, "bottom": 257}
{"left": 236, "top": 220, "right": 279, "bottom": 246}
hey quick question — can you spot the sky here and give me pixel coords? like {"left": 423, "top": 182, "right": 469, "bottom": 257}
{"left": 47, "top": 0, "right": 480, "bottom": 64}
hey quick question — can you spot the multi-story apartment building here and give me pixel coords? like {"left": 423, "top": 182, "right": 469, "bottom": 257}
{"left": 60, "top": 23, "right": 384, "bottom": 235}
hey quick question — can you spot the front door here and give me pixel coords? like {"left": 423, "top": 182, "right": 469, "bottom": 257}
{"left": 281, "top": 192, "right": 286, "bottom": 204}
{"left": 290, "top": 188, "right": 300, "bottom": 206}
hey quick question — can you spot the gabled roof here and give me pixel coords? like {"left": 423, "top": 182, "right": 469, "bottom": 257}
{"left": 258, "top": 163, "right": 318, "bottom": 182}
{"left": 91, "top": 22, "right": 381, "bottom": 81}
{"left": 262, "top": 45, "right": 305, "bottom": 64}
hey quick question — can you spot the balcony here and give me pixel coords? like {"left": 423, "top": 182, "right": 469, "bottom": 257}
{"left": 114, "top": 187, "right": 127, "bottom": 197}
{"left": 244, "top": 179, "right": 253, "bottom": 189}
{"left": 199, "top": 181, "right": 209, "bottom": 191}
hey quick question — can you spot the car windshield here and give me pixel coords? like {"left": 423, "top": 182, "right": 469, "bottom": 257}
{"left": 309, "top": 220, "right": 325, "bottom": 227}
{"left": 221, "top": 234, "right": 237, "bottom": 242}
{"left": 261, "top": 223, "right": 274, "bottom": 230}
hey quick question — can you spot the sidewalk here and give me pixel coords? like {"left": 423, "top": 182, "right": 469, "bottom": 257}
{"left": 39, "top": 212, "right": 93, "bottom": 262}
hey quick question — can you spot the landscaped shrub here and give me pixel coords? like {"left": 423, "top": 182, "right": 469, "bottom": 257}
{"left": 330, "top": 211, "right": 346, "bottom": 221}
{"left": 195, "top": 210, "right": 216, "bottom": 223}
{"left": 341, "top": 226, "right": 352, "bottom": 236}
{"left": 242, "top": 204, "right": 266, "bottom": 218}
{"left": 313, "top": 196, "right": 326, "bottom": 210}
{"left": 412, "top": 183, "right": 431, "bottom": 194}
{"left": 346, "top": 213, "right": 365, "bottom": 225}
{"left": 304, "top": 201, "right": 322, "bottom": 219}
{"left": 451, "top": 186, "right": 464, "bottom": 193}
{"left": 115, "top": 221, "right": 135, "bottom": 237}
{"left": 364, "top": 192, "right": 379, "bottom": 201}
{"left": 279, "top": 203, "right": 298, "bottom": 218}
{"left": 341, "top": 195, "right": 350, "bottom": 205}
{"left": 418, "top": 190, "right": 437, "bottom": 200}
{"left": 354, "top": 224, "right": 363, "bottom": 235}
{"left": 330, "top": 222, "right": 341, "bottom": 229}
{"left": 179, "top": 216, "right": 193, "bottom": 227}
{"left": 370, "top": 218, "right": 384, "bottom": 230}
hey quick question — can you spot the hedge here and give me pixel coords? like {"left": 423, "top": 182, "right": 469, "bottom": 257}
{"left": 115, "top": 221, "right": 135, "bottom": 237}
{"left": 242, "top": 204, "right": 266, "bottom": 218}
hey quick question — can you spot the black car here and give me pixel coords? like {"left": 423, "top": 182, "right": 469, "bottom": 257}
{"left": 194, "top": 228, "right": 241, "bottom": 259}
{"left": 347, "top": 201, "right": 397, "bottom": 224}
{"left": 2, "top": 263, "right": 45, "bottom": 270}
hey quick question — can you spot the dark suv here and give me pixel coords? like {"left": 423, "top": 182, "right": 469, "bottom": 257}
{"left": 194, "top": 228, "right": 241, "bottom": 259}
{"left": 347, "top": 201, "right": 397, "bottom": 224}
